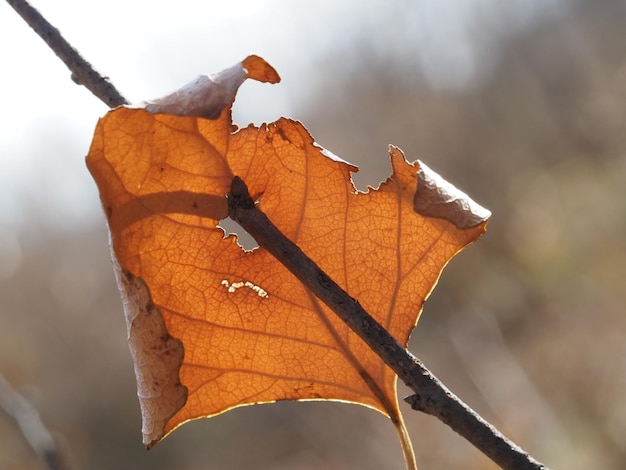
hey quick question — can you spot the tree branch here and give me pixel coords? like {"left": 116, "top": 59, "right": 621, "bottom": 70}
{"left": 9, "top": 2, "right": 548, "bottom": 467}
{"left": 228, "top": 176, "right": 547, "bottom": 470}
{"left": 6, "top": 0, "right": 128, "bottom": 107}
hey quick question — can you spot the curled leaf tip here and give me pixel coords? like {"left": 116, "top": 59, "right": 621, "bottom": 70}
{"left": 243, "top": 55, "right": 281, "bottom": 84}
{"left": 142, "top": 56, "right": 278, "bottom": 119}
{"left": 413, "top": 158, "right": 491, "bottom": 229}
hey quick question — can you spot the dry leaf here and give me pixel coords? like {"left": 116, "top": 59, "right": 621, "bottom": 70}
{"left": 86, "top": 56, "right": 490, "bottom": 454}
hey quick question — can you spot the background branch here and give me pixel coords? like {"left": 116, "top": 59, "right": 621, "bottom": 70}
{"left": 0, "top": 373, "right": 68, "bottom": 470}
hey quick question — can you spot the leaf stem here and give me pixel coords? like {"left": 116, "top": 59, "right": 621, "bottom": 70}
{"left": 307, "top": 292, "right": 417, "bottom": 470}
{"left": 6, "top": 0, "right": 129, "bottom": 108}
{"left": 228, "top": 176, "right": 548, "bottom": 470}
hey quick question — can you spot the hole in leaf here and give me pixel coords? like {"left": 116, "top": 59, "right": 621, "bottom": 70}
{"left": 221, "top": 279, "right": 269, "bottom": 299}
{"left": 218, "top": 217, "right": 259, "bottom": 251}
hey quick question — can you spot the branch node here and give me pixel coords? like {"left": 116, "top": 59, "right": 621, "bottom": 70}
{"left": 404, "top": 394, "right": 424, "bottom": 412}
{"left": 227, "top": 176, "right": 256, "bottom": 213}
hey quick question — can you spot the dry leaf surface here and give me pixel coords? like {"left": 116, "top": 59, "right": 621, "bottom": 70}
{"left": 86, "top": 56, "right": 490, "bottom": 447}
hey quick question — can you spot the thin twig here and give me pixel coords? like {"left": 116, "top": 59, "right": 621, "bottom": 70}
{"left": 0, "top": 373, "right": 68, "bottom": 470}
{"left": 228, "top": 176, "right": 548, "bottom": 470}
{"left": 6, "top": 0, "right": 128, "bottom": 108}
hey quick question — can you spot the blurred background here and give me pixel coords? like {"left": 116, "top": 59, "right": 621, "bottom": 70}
{"left": 1, "top": 0, "right": 625, "bottom": 468}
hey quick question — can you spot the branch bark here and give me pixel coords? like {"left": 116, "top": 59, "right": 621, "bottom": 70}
{"left": 9, "top": 2, "right": 549, "bottom": 468}
{"left": 6, "top": 0, "right": 128, "bottom": 107}
{"left": 228, "top": 176, "right": 547, "bottom": 470}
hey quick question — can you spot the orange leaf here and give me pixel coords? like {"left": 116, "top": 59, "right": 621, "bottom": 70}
{"left": 86, "top": 56, "right": 490, "bottom": 456}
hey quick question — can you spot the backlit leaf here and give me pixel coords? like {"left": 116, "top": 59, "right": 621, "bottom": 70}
{"left": 86, "top": 56, "right": 490, "bottom": 457}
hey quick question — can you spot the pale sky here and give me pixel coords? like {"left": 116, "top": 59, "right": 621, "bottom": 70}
{"left": 0, "top": 0, "right": 565, "bottom": 238}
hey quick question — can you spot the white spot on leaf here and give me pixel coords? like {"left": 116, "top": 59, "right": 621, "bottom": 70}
{"left": 221, "top": 279, "right": 268, "bottom": 298}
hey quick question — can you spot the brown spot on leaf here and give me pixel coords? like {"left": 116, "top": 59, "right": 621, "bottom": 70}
{"left": 111, "top": 260, "right": 187, "bottom": 447}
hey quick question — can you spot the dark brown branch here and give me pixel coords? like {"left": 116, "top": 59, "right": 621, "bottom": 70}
{"left": 9, "top": 2, "right": 548, "bottom": 465}
{"left": 228, "top": 176, "right": 548, "bottom": 470}
{"left": 6, "top": 0, "right": 128, "bottom": 108}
